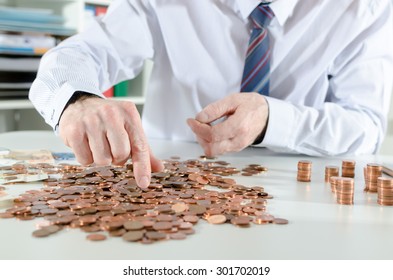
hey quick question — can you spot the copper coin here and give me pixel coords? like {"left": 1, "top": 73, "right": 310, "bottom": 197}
{"left": 122, "top": 230, "right": 144, "bottom": 242}
{"left": 231, "top": 216, "right": 251, "bottom": 226}
{"left": 254, "top": 214, "right": 274, "bottom": 224}
{"left": 171, "top": 203, "right": 188, "bottom": 213}
{"left": 40, "top": 208, "right": 58, "bottom": 215}
{"left": 169, "top": 232, "right": 187, "bottom": 240}
{"left": 179, "top": 222, "right": 193, "bottom": 230}
{"left": 273, "top": 218, "right": 289, "bottom": 225}
{"left": 188, "top": 205, "right": 207, "bottom": 215}
{"left": 207, "top": 214, "right": 227, "bottom": 225}
{"left": 180, "top": 228, "right": 195, "bottom": 235}
{"left": 43, "top": 225, "right": 61, "bottom": 234}
{"left": 124, "top": 220, "right": 144, "bottom": 231}
{"left": 156, "top": 214, "right": 173, "bottom": 222}
{"left": 109, "top": 228, "right": 126, "bottom": 237}
{"left": 183, "top": 215, "right": 199, "bottom": 223}
{"left": 0, "top": 212, "right": 14, "bottom": 219}
{"left": 81, "top": 225, "right": 101, "bottom": 233}
{"left": 145, "top": 231, "right": 167, "bottom": 240}
{"left": 86, "top": 233, "right": 107, "bottom": 241}
{"left": 32, "top": 228, "right": 51, "bottom": 238}
{"left": 153, "top": 222, "right": 173, "bottom": 231}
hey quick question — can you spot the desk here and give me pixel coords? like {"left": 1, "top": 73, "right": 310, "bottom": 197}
{"left": 1, "top": 131, "right": 393, "bottom": 260}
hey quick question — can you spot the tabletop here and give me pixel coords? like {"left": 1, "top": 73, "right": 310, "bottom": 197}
{"left": 0, "top": 131, "right": 393, "bottom": 260}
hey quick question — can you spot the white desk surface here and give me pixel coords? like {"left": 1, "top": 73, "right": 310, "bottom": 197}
{"left": 1, "top": 131, "right": 393, "bottom": 260}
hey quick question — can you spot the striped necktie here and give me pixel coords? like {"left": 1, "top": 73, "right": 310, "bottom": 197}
{"left": 241, "top": 4, "right": 274, "bottom": 95}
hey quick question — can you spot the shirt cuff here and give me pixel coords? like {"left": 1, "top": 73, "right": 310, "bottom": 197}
{"left": 52, "top": 82, "right": 103, "bottom": 134}
{"left": 254, "top": 96, "right": 296, "bottom": 150}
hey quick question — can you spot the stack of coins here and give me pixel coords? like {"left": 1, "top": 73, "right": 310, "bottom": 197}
{"left": 341, "top": 160, "right": 355, "bottom": 178}
{"left": 241, "top": 164, "right": 268, "bottom": 176}
{"left": 297, "top": 160, "right": 312, "bottom": 182}
{"left": 335, "top": 177, "right": 355, "bottom": 205}
{"left": 330, "top": 176, "right": 339, "bottom": 193}
{"left": 325, "top": 166, "right": 339, "bottom": 183}
{"left": 377, "top": 177, "right": 393, "bottom": 206}
{"left": 364, "top": 163, "right": 382, "bottom": 193}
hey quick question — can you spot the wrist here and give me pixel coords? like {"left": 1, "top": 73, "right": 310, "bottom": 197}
{"left": 252, "top": 121, "right": 268, "bottom": 145}
{"left": 65, "top": 91, "right": 99, "bottom": 109}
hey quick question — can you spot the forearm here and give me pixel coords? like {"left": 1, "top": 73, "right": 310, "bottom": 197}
{"left": 261, "top": 97, "right": 388, "bottom": 156}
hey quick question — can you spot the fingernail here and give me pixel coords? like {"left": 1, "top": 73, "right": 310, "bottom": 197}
{"left": 139, "top": 176, "right": 150, "bottom": 189}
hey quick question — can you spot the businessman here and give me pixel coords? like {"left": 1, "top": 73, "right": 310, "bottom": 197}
{"left": 30, "top": 0, "right": 393, "bottom": 188}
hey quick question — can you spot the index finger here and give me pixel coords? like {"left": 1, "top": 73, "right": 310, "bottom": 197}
{"left": 124, "top": 104, "right": 151, "bottom": 189}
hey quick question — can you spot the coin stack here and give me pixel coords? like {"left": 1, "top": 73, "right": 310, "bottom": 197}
{"left": 335, "top": 177, "right": 355, "bottom": 205}
{"left": 297, "top": 160, "right": 312, "bottom": 182}
{"left": 330, "top": 176, "right": 339, "bottom": 193}
{"left": 364, "top": 163, "right": 382, "bottom": 193}
{"left": 325, "top": 166, "right": 339, "bottom": 183}
{"left": 377, "top": 177, "right": 393, "bottom": 206}
{"left": 241, "top": 164, "right": 268, "bottom": 176}
{"left": 341, "top": 160, "right": 355, "bottom": 178}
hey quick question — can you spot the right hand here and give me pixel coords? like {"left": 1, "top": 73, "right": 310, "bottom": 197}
{"left": 59, "top": 96, "right": 164, "bottom": 189}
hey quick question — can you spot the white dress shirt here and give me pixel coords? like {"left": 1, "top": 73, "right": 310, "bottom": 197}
{"left": 29, "top": 0, "right": 393, "bottom": 156}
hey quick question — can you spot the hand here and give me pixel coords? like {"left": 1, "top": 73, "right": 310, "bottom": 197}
{"left": 59, "top": 96, "right": 164, "bottom": 188}
{"left": 187, "top": 92, "right": 269, "bottom": 157}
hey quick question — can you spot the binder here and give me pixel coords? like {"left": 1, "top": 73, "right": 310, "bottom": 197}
{"left": 114, "top": 81, "right": 128, "bottom": 97}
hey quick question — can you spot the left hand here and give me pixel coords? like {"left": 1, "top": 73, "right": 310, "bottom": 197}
{"left": 187, "top": 92, "right": 269, "bottom": 157}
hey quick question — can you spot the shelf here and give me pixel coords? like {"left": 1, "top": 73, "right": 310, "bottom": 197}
{"left": 84, "top": 0, "right": 112, "bottom": 5}
{"left": 113, "top": 96, "right": 145, "bottom": 105}
{"left": 0, "top": 99, "right": 34, "bottom": 110}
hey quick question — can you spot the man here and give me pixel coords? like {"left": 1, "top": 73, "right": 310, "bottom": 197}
{"left": 29, "top": 0, "right": 393, "bottom": 188}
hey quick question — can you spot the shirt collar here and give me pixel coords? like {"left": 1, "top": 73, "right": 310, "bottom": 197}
{"left": 234, "top": 0, "right": 298, "bottom": 26}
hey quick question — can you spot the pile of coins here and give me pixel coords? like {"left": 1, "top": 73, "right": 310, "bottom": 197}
{"left": 325, "top": 166, "right": 339, "bottom": 183}
{"left": 297, "top": 160, "right": 312, "bottom": 182}
{"left": 341, "top": 160, "right": 355, "bottom": 178}
{"left": 364, "top": 163, "right": 382, "bottom": 193}
{"left": 241, "top": 164, "right": 268, "bottom": 176}
{"left": 377, "top": 177, "right": 393, "bottom": 206}
{"left": 0, "top": 159, "right": 287, "bottom": 244}
{"left": 333, "top": 177, "right": 355, "bottom": 205}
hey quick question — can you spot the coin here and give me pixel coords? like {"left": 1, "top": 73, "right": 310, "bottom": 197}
{"left": 207, "top": 214, "right": 227, "bottom": 225}
{"left": 183, "top": 215, "right": 199, "bottom": 224}
{"left": 123, "top": 221, "right": 144, "bottom": 231}
{"left": 43, "top": 225, "right": 61, "bottom": 234}
{"left": 171, "top": 203, "right": 188, "bottom": 213}
{"left": 86, "top": 233, "right": 107, "bottom": 241}
{"left": 32, "top": 228, "right": 51, "bottom": 238}
{"left": 273, "top": 218, "right": 289, "bottom": 225}
{"left": 153, "top": 222, "right": 173, "bottom": 231}
{"left": 145, "top": 231, "right": 167, "bottom": 240}
{"left": 169, "top": 232, "right": 187, "bottom": 240}
{"left": 231, "top": 216, "right": 251, "bottom": 227}
{"left": 122, "top": 230, "right": 144, "bottom": 242}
